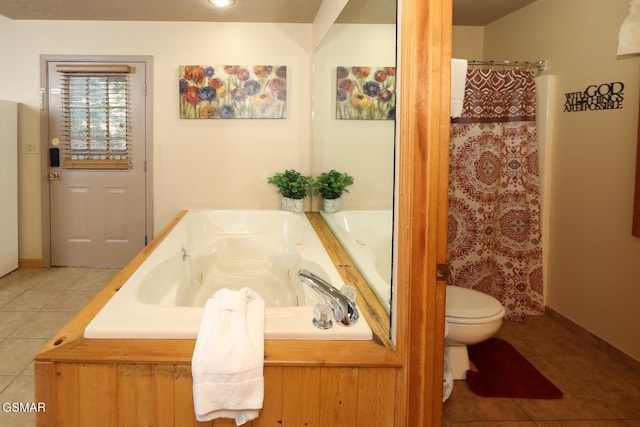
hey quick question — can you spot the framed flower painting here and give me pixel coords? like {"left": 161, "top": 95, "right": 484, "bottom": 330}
{"left": 336, "top": 66, "right": 396, "bottom": 120}
{"left": 179, "top": 65, "right": 287, "bottom": 119}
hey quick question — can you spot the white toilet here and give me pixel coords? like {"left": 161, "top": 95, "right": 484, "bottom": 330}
{"left": 444, "top": 285, "right": 506, "bottom": 380}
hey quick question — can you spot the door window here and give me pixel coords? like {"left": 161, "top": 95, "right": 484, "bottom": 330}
{"left": 58, "top": 64, "right": 132, "bottom": 170}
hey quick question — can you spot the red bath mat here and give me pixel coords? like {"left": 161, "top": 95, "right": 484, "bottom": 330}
{"left": 466, "top": 338, "right": 563, "bottom": 399}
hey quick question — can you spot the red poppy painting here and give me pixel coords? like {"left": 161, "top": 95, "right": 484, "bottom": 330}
{"left": 336, "top": 66, "right": 396, "bottom": 120}
{"left": 179, "top": 65, "right": 287, "bottom": 119}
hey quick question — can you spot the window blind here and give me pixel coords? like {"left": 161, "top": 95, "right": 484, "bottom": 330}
{"left": 57, "top": 64, "right": 132, "bottom": 170}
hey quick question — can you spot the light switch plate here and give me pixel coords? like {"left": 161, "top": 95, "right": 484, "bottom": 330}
{"left": 26, "top": 143, "right": 39, "bottom": 154}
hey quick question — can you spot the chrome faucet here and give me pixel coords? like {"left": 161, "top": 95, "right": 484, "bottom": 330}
{"left": 297, "top": 269, "right": 359, "bottom": 326}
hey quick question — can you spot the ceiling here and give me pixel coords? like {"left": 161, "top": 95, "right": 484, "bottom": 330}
{"left": 0, "top": 0, "right": 536, "bottom": 26}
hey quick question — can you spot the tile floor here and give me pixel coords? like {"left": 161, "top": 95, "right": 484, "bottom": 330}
{"left": 444, "top": 314, "right": 640, "bottom": 426}
{"left": 0, "top": 267, "right": 119, "bottom": 427}
{"left": 1, "top": 267, "right": 639, "bottom": 427}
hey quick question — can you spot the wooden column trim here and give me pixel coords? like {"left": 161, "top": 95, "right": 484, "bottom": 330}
{"left": 395, "top": 0, "right": 451, "bottom": 425}
{"left": 632, "top": 94, "right": 640, "bottom": 237}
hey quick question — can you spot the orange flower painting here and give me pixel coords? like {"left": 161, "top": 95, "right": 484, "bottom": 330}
{"left": 179, "top": 65, "right": 287, "bottom": 119}
{"left": 336, "top": 66, "right": 396, "bottom": 120}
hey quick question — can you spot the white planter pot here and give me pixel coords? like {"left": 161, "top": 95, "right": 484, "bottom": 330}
{"left": 323, "top": 197, "right": 343, "bottom": 213}
{"left": 281, "top": 196, "right": 304, "bottom": 213}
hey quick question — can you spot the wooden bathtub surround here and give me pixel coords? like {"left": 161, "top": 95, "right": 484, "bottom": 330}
{"left": 34, "top": 210, "right": 402, "bottom": 426}
{"left": 306, "top": 213, "right": 392, "bottom": 348}
{"left": 35, "top": 363, "right": 400, "bottom": 426}
{"left": 35, "top": 0, "right": 451, "bottom": 423}
{"left": 36, "top": 210, "right": 396, "bottom": 362}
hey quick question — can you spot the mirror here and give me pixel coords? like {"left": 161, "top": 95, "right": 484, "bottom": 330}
{"left": 312, "top": 0, "right": 397, "bottom": 317}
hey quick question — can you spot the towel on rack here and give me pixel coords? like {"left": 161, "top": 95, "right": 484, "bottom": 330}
{"left": 618, "top": 0, "right": 640, "bottom": 55}
{"left": 450, "top": 58, "right": 468, "bottom": 118}
{"left": 192, "top": 287, "right": 265, "bottom": 425}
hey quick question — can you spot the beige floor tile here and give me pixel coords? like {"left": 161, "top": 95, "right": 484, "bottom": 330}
{"left": 0, "top": 410, "right": 35, "bottom": 427}
{"left": 538, "top": 352, "right": 640, "bottom": 415}
{"left": 0, "top": 375, "right": 14, "bottom": 393}
{"left": 443, "top": 380, "right": 531, "bottom": 422}
{"left": 601, "top": 394, "right": 640, "bottom": 420}
{"left": 0, "top": 268, "right": 117, "bottom": 427}
{"left": 0, "top": 269, "right": 42, "bottom": 289}
{"left": 0, "top": 375, "right": 35, "bottom": 401}
{"left": 496, "top": 317, "right": 586, "bottom": 359}
{"left": 0, "top": 339, "right": 49, "bottom": 375}
{"left": 1, "top": 290, "right": 63, "bottom": 311}
{"left": 19, "top": 361, "right": 35, "bottom": 377}
{"left": 445, "top": 315, "right": 640, "bottom": 425}
{"left": 0, "top": 288, "right": 28, "bottom": 309}
{"left": 514, "top": 394, "right": 618, "bottom": 421}
{"left": 41, "top": 290, "right": 98, "bottom": 311}
{"left": 66, "top": 268, "right": 119, "bottom": 291}
{"left": 0, "top": 311, "right": 38, "bottom": 338}
{"left": 0, "top": 376, "right": 37, "bottom": 427}
{"left": 27, "top": 267, "right": 90, "bottom": 291}
{"left": 0, "top": 272, "right": 32, "bottom": 309}
{"left": 9, "top": 311, "right": 77, "bottom": 339}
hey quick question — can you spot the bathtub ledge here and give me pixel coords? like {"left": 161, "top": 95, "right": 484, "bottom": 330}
{"left": 35, "top": 210, "right": 399, "bottom": 367}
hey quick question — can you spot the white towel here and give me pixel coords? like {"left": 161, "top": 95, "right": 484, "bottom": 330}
{"left": 618, "top": 0, "right": 640, "bottom": 55}
{"left": 450, "top": 58, "right": 468, "bottom": 118}
{"left": 192, "top": 288, "right": 265, "bottom": 425}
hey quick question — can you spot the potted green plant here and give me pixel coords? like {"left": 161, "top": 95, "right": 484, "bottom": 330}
{"left": 267, "top": 169, "right": 313, "bottom": 213}
{"left": 314, "top": 169, "right": 354, "bottom": 213}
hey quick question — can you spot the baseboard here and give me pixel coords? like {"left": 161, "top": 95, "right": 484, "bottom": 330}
{"left": 18, "top": 258, "right": 44, "bottom": 268}
{"left": 545, "top": 306, "right": 640, "bottom": 373}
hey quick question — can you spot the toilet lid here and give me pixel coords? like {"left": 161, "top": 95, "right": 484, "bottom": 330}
{"left": 445, "top": 285, "right": 505, "bottom": 319}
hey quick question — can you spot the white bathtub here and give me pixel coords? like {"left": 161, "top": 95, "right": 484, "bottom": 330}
{"left": 320, "top": 210, "right": 392, "bottom": 313}
{"left": 84, "top": 210, "right": 372, "bottom": 340}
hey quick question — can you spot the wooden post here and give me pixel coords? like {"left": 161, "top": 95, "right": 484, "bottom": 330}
{"left": 633, "top": 94, "right": 640, "bottom": 236}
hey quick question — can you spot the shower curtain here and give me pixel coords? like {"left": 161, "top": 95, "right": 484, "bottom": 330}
{"left": 448, "top": 68, "right": 544, "bottom": 321}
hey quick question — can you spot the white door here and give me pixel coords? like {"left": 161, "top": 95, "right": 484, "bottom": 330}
{"left": 46, "top": 60, "right": 148, "bottom": 267}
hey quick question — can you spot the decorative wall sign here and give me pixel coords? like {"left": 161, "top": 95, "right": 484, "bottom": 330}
{"left": 179, "top": 65, "right": 287, "bottom": 119}
{"left": 336, "top": 66, "right": 396, "bottom": 120}
{"left": 564, "top": 82, "right": 624, "bottom": 112}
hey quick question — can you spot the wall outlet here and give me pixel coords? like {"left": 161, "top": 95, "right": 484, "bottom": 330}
{"left": 26, "top": 143, "right": 39, "bottom": 154}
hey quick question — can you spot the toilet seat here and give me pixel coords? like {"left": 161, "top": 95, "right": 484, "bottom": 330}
{"left": 445, "top": 285, "right": 505, "bottom": 325}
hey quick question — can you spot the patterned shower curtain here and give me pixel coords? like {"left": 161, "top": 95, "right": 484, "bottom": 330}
{"left": 448, "top": 68, "right": 544, "bottom": 321}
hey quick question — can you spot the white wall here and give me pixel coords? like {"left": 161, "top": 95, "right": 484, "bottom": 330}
{"left": 456, "top": 0, "right": 640, "bottom": 361}
{"left": 0, "top": 16, "right": 313, "bottom": 258}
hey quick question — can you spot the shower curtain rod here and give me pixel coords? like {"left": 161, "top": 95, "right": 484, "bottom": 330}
{"left": 467, "top": 59, "right": 548, "bottom": 71}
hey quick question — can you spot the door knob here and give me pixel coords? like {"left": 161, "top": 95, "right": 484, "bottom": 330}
{"left": 48, "top": 172, "right": 60, "bottom": 181}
